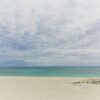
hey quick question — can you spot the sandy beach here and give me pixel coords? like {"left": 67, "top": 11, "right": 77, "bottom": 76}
{"left": 0, "top": 77, "right": 100, "bottom": 100}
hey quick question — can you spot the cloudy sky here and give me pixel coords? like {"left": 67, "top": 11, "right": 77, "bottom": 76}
{"left": 0, "top": 0, "right": 100, "bottom": 67}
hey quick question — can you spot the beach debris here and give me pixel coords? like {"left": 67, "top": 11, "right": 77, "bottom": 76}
{"left": 73, "top": 79, "right": 100, "bottom": 85}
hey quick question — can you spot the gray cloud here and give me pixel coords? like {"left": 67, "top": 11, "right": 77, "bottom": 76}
{"left": 0, "top": 0, "right": 100, "bottom": 66}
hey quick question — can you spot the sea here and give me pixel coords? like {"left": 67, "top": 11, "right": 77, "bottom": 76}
{"left": 0, "top": 66, "right": 100, "bottom": 77}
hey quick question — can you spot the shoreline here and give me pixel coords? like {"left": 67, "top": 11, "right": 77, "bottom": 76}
{"left": 0, "top": 77, "right": 100, "bottom": 100}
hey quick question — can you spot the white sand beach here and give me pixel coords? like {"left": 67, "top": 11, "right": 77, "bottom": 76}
{"left": 0, "top": 77, "right": 100, "bottom": 100}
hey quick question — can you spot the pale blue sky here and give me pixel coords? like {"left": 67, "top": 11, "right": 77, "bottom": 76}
{"left": 0, "top": 0, "right": 100, "bottom": 67}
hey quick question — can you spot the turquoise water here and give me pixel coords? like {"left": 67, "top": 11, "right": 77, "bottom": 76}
{"left": 0, "top": 66, "right": 100, "bottom": 77}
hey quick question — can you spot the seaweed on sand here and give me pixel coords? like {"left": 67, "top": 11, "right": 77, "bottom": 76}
{"left": 73, "top": 79, "right": 100, "bottom": 85}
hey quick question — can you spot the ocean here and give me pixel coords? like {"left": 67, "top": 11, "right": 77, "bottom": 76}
{"left": 0, "top": 66, "right": 100, "bottom": 77}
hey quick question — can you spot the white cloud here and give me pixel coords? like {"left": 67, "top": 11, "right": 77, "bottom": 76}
{"left": 0, "top": 0, "right": 100, "bottom": 66}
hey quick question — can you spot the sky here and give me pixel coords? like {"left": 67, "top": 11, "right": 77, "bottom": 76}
{"left": 0, "top": 0, "right": 100, "bottom": 67}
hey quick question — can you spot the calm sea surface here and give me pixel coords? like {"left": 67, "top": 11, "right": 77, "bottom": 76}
{"left": 0, "top": 66, "right": 100, "bottom": 77}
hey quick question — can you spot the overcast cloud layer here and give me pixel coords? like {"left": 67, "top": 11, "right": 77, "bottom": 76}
{"left": 0, "top": 0, "right": 100, "bottom": 67}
